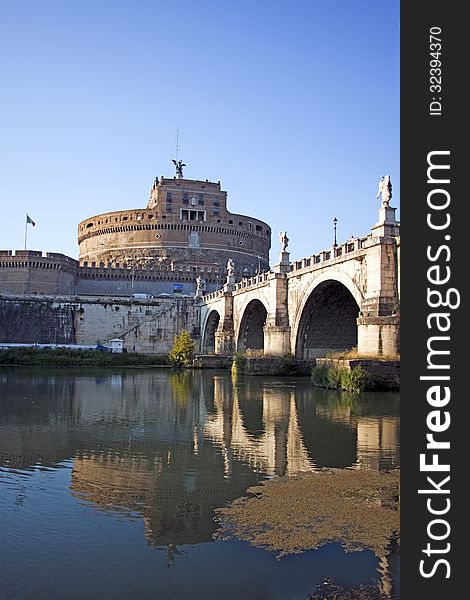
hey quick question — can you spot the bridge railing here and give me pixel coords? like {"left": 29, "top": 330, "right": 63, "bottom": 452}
{"left": 201, "top": 289, "right": 226, "bottom": 301}
{"left": 233, "top": 271, "right": 270, "bottom": 291}
{"left": 289, "top": 235, "right": 369, "bottom": 273}
{"left": 200, "top": 235, "right": 370, "bottom": 301}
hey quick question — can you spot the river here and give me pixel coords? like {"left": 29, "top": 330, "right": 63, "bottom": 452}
{"left": 0, "top": 368, "right": 400, "bottom": 600}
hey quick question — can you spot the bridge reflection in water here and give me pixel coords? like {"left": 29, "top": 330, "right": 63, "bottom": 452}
{"left": 0, "top": 368, "right": 399, "bottom": 550}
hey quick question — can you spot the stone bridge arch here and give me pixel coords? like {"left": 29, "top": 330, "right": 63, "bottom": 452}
{"left": 291, "top": 269, "right": 364, "bottom": 359}
{"left": 201, "top": 309, "right": 221, "bottom": 354}
{"left": 236, "top": 298, "right": 269, "bottom": 352}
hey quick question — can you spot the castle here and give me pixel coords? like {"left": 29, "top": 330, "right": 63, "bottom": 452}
{"left": 0, "top": 163, "right": 271, "bottom": 297}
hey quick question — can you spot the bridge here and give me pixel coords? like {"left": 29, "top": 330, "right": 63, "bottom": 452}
{"left": 199, "top": 205, "right": 400, "bottom": 359}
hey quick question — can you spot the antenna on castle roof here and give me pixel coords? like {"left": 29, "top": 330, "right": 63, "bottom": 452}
{"left": 172, "top": 125, "right": 186, "bottom": 178}
{"left": 176, "top": 124, "right": 179, "bottom": 161}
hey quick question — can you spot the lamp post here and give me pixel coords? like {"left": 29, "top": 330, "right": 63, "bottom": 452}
{"left": 333, "top": 217, "right": 338, "bottom": 248}
{"left": 125, "top": 256, "right": 152, "bottom": 296}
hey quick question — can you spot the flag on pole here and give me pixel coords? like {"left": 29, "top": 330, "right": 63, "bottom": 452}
{"left": 26, "top": 214, "right": 36, "bottom": 227}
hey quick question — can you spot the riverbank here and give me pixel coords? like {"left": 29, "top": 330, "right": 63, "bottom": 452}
{"left": 0, "top": 347, "right": 170, "bottom": 367}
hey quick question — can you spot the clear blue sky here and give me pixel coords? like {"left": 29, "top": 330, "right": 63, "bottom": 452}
{"left": 0, "top": 0, "right": 399, "bottom": 265}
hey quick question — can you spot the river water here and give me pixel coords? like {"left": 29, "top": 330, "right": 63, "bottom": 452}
{"left": 0, "top": 368, "right": 400, "bottom": 600}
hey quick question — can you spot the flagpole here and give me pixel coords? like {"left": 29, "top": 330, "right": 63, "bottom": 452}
{"left": 24, "top": 214, "right": 28, "bottom": 250}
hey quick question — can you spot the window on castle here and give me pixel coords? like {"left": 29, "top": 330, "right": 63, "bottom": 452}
{"left": 213, "top": 197, "right": 220, "bottom": 206}
{"left": 166, "top": 192, "right": 173, "bottom": 202}
{"left": 213, "top": 208, "right": 220, "bottom": 216}
{"left": 166, "top": 206, "right": 172, "bottom": 213}
{"left": 256, "top": 225, "right": 262, "bottom": 232}
{"left": 181, "top": 208, "right": 205, "bottom": 221}
{"left": 198, "top": 194, "right": 204, "bottom": 205}
{"left": 183, "top": 193, "right": 189, "bottom": 204}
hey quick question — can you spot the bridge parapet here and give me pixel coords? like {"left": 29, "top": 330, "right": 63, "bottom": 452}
{"left": 233, "top": 271, "right": 271, "bottom": 292}
{"left": 202, "top": 288, "right": 225, "bottom": 302}
{"left": 288, "top": 235, "right": 370, "bottom": 276}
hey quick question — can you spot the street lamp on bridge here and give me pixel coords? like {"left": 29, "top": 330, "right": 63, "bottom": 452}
{"left": 333, "top": 217, "right": 338, "bottom": 248}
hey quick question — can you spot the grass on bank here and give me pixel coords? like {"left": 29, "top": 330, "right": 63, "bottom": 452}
{"left": 0, "top": 347, "right": 170, "bottom": 367}
{"left": 325, "top": 347, "right": 400, "bottom": 361}
{"left": 312, "top": 364, "right": 367, "bottom": 393}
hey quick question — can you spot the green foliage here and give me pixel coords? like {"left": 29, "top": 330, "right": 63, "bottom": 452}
{"left": 0, "top": 347, "right": 170, "bottom": 367}
{"left": 231, "top": 350, "right": 247, "bottom": 376}
{"left": 272, "top": 353, "right": 301, "bottom": 376}
{"left": 169, "top": 330, "right": 195, "bottom": 367}
{"left": 275, "top": 354, "right": 298, "bottom": 375}
{"left": 232, "top": 352, "right": 306, "bottom": 376}
{"left": 312, "top": 364, "right": 329, "bottom": 387}
{"left": 340, "top": 366, "right": 367, "bottom": 393}
{"left": 311, "top": 364, "right": 367, "bottom": 393}
{"left": 327, "top": 366, "right": 343, "bottom": 389}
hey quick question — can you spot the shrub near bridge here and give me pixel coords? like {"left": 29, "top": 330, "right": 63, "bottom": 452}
{"left": 169, "top": 330, "right": 195, "bottom": 367}
{"left": 311, "top": 364, "right": 367, "bottom": 393}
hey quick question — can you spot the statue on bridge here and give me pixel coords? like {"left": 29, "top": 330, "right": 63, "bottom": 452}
{"left": 279, "top": 231, "right": 289, "bottom": 252}
{"left": 196, "top": 275, "right": 206, "bottom": 292}
{"left": 226, "top": 258, "right": 235, "bottom": 277}
{"left": 376, "top": 175, "right": 392, "bottom": 207}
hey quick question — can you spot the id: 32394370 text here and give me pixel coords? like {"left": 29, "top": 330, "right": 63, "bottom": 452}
{"left": 429, "top": 26, "right": 443, "bottom": 117}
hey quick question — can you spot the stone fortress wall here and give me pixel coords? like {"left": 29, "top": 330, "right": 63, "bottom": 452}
{"left": 0, "top": 250, "right": 78, "bottom": 295}
{"left": 0, "top": 294, "right": 199, "bottom": 354}
{"left": 0, "top": 250, "right": 216, "bottom": 297}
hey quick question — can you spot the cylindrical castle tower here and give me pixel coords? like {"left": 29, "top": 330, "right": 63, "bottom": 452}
{"left": 78, "top": 171, "right": 271, "bottom": 283}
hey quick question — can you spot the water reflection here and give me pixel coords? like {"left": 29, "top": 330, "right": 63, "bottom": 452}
{"left": 0, "top": 368, "right": 399, "bottom": 551}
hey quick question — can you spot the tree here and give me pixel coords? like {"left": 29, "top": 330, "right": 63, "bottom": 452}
{"left": 169, "top": 330, "right": 195, "bottom": 367}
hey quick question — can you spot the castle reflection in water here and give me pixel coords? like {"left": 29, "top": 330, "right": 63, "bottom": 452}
{"left": 0, "top": 369, "right": 399, "bottom": 548}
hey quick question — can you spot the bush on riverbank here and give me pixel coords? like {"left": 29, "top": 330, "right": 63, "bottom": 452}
{"left": 312, "top": 364, "right": 367, "bottom": 393}
{"left": 231, "top": 351, "right": 247, "bottom": 376}
{"left": 0, "top": 347, "right": 170, "bottom": 367}
{"left": 168, "top": 330, "right": 195, "bottom": 367}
